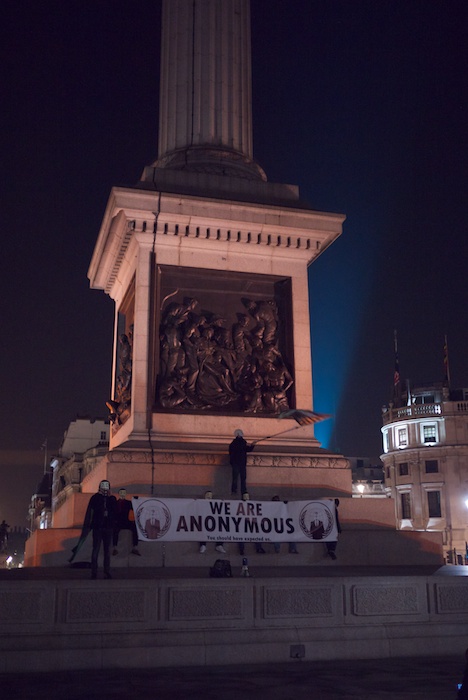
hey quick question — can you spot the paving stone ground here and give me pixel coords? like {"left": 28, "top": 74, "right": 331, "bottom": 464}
{"left": 0, "top": 655, "right": 464, "bottom": 700}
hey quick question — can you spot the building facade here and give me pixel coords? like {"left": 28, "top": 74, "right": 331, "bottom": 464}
{"left": 381, "top": 384, "right": 468, "bottom": 561}
{"left": 349, "top": 457, "right": 386, "bottom": 498}
{"left": 51, "top": 417, "right": 109, "bottom": 515}
{"left": 27, "top": 417, "right": 109, "bottom": 534}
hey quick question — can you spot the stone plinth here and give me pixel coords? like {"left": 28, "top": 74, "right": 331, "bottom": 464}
{"left": 51, "top": 493, "right": 90, "bottom": 529}
{"left": 77, "top": 445, "right": 352, "bottom": 497}
{"left": 24, "top": 515, "right": 444, "bottom": 568}
{"left": 88, "top": 185, "right": 344, "bottom": 454}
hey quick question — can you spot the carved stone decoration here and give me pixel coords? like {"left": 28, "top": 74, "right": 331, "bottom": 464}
{"left": 0, "top": 591, "right": 45, "bottom": 623}
{"left": 157, "top": 295, "right": 294, "bottom": 415}
{"left": 107, "top": 324, "right": 134, "bottom": 427}
{"left": 264, "top": 587, "right": 334, "bottom": 618}
{"left": 66, "top": 590, "right": 146, "bottom": 622}
{"left": 106, "top": 451, "right": 349, "bottom": 470}
{"left": 169, "top": 587, "right": 244, "bottom": 620}
{"left": 352, "top": 585, "right": 419, "bottom": 616}
{"left": 435, "top": 584, "right": 468, "bottom": 613}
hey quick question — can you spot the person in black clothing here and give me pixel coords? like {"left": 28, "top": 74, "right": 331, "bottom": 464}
{"left": 82, "top": 480, "right": 117, "bottom": 579}
{"left": 326, "top": 498, "right": 342, "bottom": 560}
{"left": 271, "top": 495, "right": 298, "bottom": 554}
{"left": 0, "top": 519, "right": 9, "bottom": 553}
{"left": 237, "top": 492, "right": 266, "bottom": 554}
{"left": 229, "top": 429, "right": 255, "bottom": 496}
{"left": 112, "top": 488, "right": 140, "bottom": 556}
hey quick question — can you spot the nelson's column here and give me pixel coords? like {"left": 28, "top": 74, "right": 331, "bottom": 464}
{"left": 88, "top": 0, "right": 347, "bottom": 492}
{"left": 24, "top": 0, "right": 444, "bottom": 569}
{"left": 26, "top": 0, "right": 362, "bottom": 566}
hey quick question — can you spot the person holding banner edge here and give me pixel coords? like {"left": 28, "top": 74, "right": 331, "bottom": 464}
{"left": 325, "top": 498, "right": 341, "bottom": 560}
{"left": 112, "top": 488, "right": 141, "bottom": 557}
{"left": 238, "top": 492, "right": 266, "bottom": 554}
{"left": 271, "top": 495, "right": 298, "bottom": 554}
{"left": 199, "top": 490, "right": 226, "bottom": 554}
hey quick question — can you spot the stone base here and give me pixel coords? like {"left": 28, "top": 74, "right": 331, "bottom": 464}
{"left": 38, "top": 447, "right": 443, "bottom": 570}
{"left": 77, "top": 444, "right": 352, "bottom": 499}
{"left": 25, "top": 525, "right": 444, "bottom": 568}
{"left": 0, "top": 565, "right": 465, "bottom": 673}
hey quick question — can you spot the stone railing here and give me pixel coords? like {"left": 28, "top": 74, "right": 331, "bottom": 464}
{"left": 352, "top": 482, "right": 386, "bottom": 497}
{"left": 382, "top": 401, "right": 468, "bottom": 425}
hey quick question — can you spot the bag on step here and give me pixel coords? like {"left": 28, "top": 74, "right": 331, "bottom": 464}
{"left": 209, "top": 559, "right": 232, "bottom": 578}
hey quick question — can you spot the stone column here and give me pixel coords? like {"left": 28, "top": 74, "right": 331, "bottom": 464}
{"left": 157, "top": 0, "right": 264, "bottom": 180}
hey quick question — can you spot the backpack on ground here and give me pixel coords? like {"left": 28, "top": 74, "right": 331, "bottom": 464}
{"left": 209, "top": 559, "right": 232, "bottom": 578}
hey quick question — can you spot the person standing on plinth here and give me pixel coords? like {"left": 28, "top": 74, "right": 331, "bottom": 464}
{"left": 271, "top": 495, "right": 298, "bottom": 554}
{"left": 325, "top": 498, "right": 342, "bottom": 560}
{"left": 0, "top": 519, "right": 9, "bottom": 552}
{"left": 112, "top": 488, "right": 141, "bottom": 557}
{"left": 229, "top": 429, "right": 255, "bottom": 496}
{"left": 199, "top": 490, "right": 226, "bottom": 554}
{"left": 82, "top": 479, "right": 117, "bottom": 579}
{"left": 238, "top": 493, "right": 265, "bottom": 555}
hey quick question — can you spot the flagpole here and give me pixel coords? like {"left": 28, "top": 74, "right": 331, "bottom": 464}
{"left": 393, "top": 330, "right": 401, "bottom": 407}
{"left": 253, "top": 425, "right": 305, "bottom": 445}
{"left": 42, "top": 438, "right": 48, "bottom": 474}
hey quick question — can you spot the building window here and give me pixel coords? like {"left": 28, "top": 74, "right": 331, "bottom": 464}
{"left": 399, "top": 462, "right": 409, "bottom": 476}
{"left": 425, "top": 460, "right": 439, "bottom": 473}
{"left": 423, "top": 424, "right": 437, "bottom": 443}
{"left": 100, "top": 431, "right": 107, "bottom": 441}
{"left": 401, "top": 493, "right": 412, "bottom": 519}
{"left": 397, "top": 427, "right": 408, "bottom": 447}
{"left": 427, "top": 490, "right": 441, "bottom": 518}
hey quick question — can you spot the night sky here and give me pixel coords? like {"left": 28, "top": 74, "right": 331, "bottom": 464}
{"left": 1, "top": 1, "right": 467, "bottom": 526}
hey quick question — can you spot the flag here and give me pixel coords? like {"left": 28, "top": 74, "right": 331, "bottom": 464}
{"left": 278, "top": 409, "right": 331, "bottom": 426}
{"left": 443, "top": 334, "right": 451, "bottom": 387}
{"left": 406, "top": 378, "right": 412, "bottom": 406}
{"left": 393, "top": 331, "right": 400, "bottom": 386}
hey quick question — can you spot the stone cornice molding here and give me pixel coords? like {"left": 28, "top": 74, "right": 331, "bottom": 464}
{"left": 89, "top": 186, "right": 345, "bottom": 293}
{"left": 107, "top": 450, "right": 349, "bottom": 470}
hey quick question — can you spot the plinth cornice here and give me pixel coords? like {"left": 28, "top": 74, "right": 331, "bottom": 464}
{"left": 107, "top": 449, "right": 349, "bottom": 470}
{"left": 89, "top": 186, "right": 345, "bottom": 293}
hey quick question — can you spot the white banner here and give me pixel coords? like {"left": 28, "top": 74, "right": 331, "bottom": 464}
{"left": 132, "top": 497, "right": 338, "bottom": 544}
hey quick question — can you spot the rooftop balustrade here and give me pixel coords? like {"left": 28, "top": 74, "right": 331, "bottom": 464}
{"left": 382, "top": 401, "right": 468, "bottom": 425}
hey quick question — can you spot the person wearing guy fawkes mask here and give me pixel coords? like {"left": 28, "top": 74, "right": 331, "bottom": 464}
{"left": 83, "top": 480, "right": 117, "bottom": 579}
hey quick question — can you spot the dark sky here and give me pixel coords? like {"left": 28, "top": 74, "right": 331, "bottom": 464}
{"left": 1, "top": 0, "right": 467, "bottom": 526}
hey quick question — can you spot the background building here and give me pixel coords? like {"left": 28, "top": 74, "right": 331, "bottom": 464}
{"left": 381, "top": 383, "right": 468, "bottom": 562}
{"left": 349, "top": 457, "right": 386, "bottom": 498}
{"left": 27, "top": 417, "right": 109, "bottom": 535}
{"left": 51, "top": 416, "right": 109, "bottom": 515}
